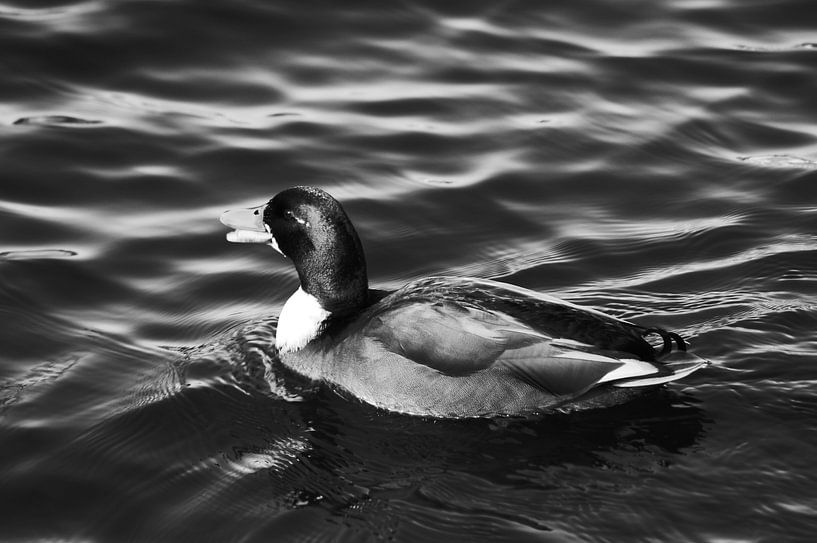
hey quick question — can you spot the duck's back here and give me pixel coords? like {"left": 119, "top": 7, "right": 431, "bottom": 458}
{"left": 370, "top": 276, "right": 659, "bottom": 358}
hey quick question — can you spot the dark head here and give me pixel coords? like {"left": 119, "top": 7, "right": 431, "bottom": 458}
{"left": 221, "top": 186, "right": 369, "bottom": 315}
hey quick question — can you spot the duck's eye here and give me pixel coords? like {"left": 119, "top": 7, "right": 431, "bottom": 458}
{"left": 253, "top": 209, "right": 259, "bottom": 215}
{"left": 284, "top": 209, "right": 308, "bottom": 226}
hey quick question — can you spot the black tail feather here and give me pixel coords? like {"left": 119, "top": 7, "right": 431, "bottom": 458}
{"left": 641, "top": 327, "right": 687, "bottom": 358}
{"left": 668, "top": 331, "right": 687, "bottom": 351}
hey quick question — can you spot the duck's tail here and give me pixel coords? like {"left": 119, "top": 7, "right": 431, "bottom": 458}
{"left": 612, "top": 349, "right": 709, "bottom": 388}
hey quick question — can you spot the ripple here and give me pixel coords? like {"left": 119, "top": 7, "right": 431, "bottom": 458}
{"left": 735, "top": 42, "right": 817, "bottom": 52}
{"left": 0, "top": 249, "right": 77, "bottom": 259}
{"left": 0, "top": 1, "right": 110, "bottom": 33}
{"left": 0, "top": 354, "right": 80, "bottom": 416}
{"left": 12, "top": 115, "right": 103, "bottom": 126}
{"left": 738, "top": 154, "right": 817, "bottom": 169}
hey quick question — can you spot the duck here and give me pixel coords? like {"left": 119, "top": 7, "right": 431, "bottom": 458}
{"left": 220, "top": 186, "right": 708, "bottom": 418}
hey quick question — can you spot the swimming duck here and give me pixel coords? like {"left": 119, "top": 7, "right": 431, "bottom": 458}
{"left": 220, "top": 186, "right": 707, "bottom": 418}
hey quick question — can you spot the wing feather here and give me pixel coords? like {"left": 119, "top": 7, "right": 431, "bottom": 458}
{"left": 364, "top": 299, "right": 670, "bottom": 397}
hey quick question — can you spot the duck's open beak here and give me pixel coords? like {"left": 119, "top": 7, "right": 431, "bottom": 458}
{"left": 220, "top": 205, "right": 273, "bottom": 244}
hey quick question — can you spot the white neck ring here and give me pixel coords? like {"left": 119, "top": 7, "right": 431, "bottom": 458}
{"left": 276, "top": 287, "right": 331, "bottom": 353}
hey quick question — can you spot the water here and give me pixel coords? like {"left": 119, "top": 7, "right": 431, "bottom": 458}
{"left": 2, "top": 0, "right": 816, "bottom": 540}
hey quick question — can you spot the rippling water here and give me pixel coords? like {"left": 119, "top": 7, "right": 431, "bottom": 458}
{"left": 2, "top": 0, "right": 817, "bottom": 541}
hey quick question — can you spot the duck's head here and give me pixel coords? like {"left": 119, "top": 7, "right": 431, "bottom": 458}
{"left": 220, "top": 186, "right": 369, "bottom": 316}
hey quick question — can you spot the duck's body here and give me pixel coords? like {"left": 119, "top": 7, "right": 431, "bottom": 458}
{"left": 221, "top": 186, "right": 707, "bottom": 418}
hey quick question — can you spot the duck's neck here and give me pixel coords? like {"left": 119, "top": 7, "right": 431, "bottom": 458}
{"left": 291, "top": 215, "right": 369, "bottom": 317}
{"left": 276, "top": 208, "right": 369, "bottom": 352}
{"left": 276, "top": 287, "right": 332, "bottom": 353}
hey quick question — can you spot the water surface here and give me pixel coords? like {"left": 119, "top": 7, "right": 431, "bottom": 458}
{"left": 2, "top": 0, "right": 817, "bottom": 541}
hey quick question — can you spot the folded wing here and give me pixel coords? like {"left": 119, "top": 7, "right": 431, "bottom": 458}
{"left": 364, "top": 299, "right": 704, "bottom": 399}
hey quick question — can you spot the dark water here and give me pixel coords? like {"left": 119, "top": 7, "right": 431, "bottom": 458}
{"left": 2, "top": 0, "right": 817, "bottom": 541}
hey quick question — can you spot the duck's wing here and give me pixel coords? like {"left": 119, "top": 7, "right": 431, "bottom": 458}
{"left": 378, "top": 276, "right": 664, "bottom": 360}
{"left": 364, "top": 300, "right": 703, "bottom": 398}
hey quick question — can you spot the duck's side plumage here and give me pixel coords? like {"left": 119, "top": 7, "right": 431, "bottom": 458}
{"left": 278, "top": 276, "right": 706, "bottom": 417}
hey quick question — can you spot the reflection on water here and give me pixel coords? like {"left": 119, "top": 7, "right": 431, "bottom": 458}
{"left": 2, "top": 0, "right": 817, "bottom": 540}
